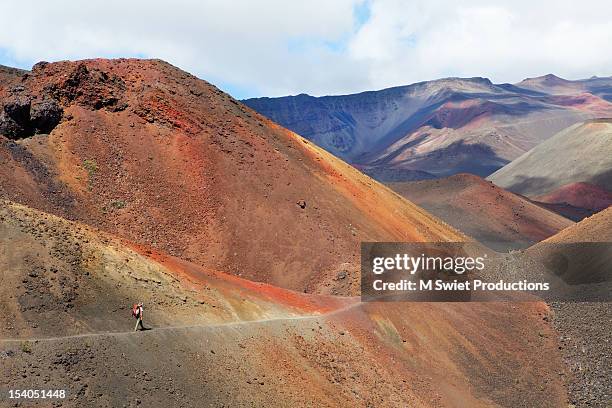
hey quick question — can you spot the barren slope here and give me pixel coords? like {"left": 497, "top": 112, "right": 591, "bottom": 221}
{"left": 527, "top": 208, "right": 612, "bottom": 408}
{"left": 0, "top": 59, "right": 464, "bottom": 294}
{"left": 0, "top": 200, "right": 348, "bottom": 338}
{"left": 488, "top": 119, "right": 612, "bottom": 199}
{"left": 0, "top": 200, "right": 568, "bottom": 407}
{"left": 388, "top": 174, "right": 573, "bottom": 251}
{"left": 535, "top": 182, "right": 612, "bottom": 212}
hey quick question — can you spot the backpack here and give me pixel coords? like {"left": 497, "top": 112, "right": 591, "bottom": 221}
{"left": 132, "top": 304, "right": 140, "bottom": 319}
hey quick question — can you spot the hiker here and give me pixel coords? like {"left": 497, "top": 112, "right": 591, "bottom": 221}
{"left": 132, "top": 302, "right": 146, "bottom": 331}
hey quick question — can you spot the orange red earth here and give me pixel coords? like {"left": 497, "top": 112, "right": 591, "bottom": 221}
{"left": 2, "top": 59, "right": 600, "bottom": 406}
{"left": 0, "top": 59, "right": 463, "bottom": 295}
{"left": 388, "top": 173, "right": 573, "bottom": 250}
{"left": 0, "top": 199, "right": 568, "bottom": 407}
{"left": 535, "top": 182, "right": 612, "bottom": 212}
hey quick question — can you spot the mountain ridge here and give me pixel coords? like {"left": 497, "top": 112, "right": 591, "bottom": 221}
{"left": 244, "top": 74, "right": 612, "bottom": 181}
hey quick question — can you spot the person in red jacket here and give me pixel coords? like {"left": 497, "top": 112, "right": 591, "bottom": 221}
{"left": 132, "top": 302, "right": 146, "bottom": 331}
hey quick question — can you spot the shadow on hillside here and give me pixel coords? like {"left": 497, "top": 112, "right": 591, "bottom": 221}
{"left": 389, "top": 140, "right": 509, "bottom": 178}
{"left": 505, "top": 168, "right": 612, "bottom": 197}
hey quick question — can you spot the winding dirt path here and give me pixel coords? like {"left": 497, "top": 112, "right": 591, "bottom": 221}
{"left": 0, "top": 301, "right": 363, "bottom": 343}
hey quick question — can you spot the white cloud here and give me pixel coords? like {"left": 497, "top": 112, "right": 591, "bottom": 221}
{"left": 1, "top": 0, "right": 611, "bottom": 98}
{"left": 348, "top": 0, "right": 612, "bottom": 90}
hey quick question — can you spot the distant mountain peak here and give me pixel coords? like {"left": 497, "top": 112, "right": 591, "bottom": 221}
{"left": 410, "top": 76, "right": 497, "bottom": 97}
{"left": 429, "top": 76, "right": 492, "bottom": 84}
{"left": 542, "top": 73, "right": 564, "bottom": 81}
{"left": 519, "top": 73, "right": 569, "bottom": 85}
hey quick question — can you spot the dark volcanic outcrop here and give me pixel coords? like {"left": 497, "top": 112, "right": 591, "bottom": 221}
{"left": 0, "top": 64, "right": 64, "bottom": 139}
{"left": 0, "top": 94, "right": 63, "bottom": 138}
{"left": 0, "top": 64, "right": 26, "bottom": 88}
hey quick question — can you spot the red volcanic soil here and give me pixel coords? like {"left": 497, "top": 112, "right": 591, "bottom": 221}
{"left": 388, "top": 173, "right": 573, "bottom": 251}
{"left": 0, "top": 59, "right": 464, "bottom": 294}
{"left": 0, "top": 199, "right": 346, "bottom": 337}
{"left": 0, "top": 61, "right": 579, "bottom": 407}
{"left": 544, "top": 93, "right": 612, "bottom": 116}
{"left": 0, "top": 200, "right": 568, "bottom": 407}
{"left": 535, "top": 182, "right": 612, "bottom": 212}
{"left": 126, "top": 241, "right": 350, "bottom": 315}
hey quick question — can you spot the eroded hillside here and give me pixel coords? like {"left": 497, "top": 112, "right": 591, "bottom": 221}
{"left": 0, "top": 59, "right": 464, "bottom": 295}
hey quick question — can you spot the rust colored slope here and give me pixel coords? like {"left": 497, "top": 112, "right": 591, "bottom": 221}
{"left": 535, "top": 182, "right": 612, "bottom": 212}
{"left": 0, "top": 199, "right": 351, "bottom": 340}
{"left": 0, "top": 59, "right": 464, "bottom": 295}
{"left": 388, "top": 173, "right": 573, "bottom": 251}
{"left": 0, "top": 200, "right": 567, "bottom": 407}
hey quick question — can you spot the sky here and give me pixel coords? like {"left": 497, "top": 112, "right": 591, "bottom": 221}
{"left": 1, "top": 0, "right": 611, "bottom": 99}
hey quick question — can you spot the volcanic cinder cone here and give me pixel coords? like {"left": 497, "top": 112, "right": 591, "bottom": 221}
{"left": 0, "top": 59, "right": 463, "bottom": 295}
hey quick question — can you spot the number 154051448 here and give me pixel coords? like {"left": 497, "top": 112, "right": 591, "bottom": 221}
{"left": 8, "top": 389, "right": 66, "bottom": 399}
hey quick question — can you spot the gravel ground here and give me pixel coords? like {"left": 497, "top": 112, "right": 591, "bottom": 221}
{"left": 551, "top": 302, "right": 611, "bottom": 408}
